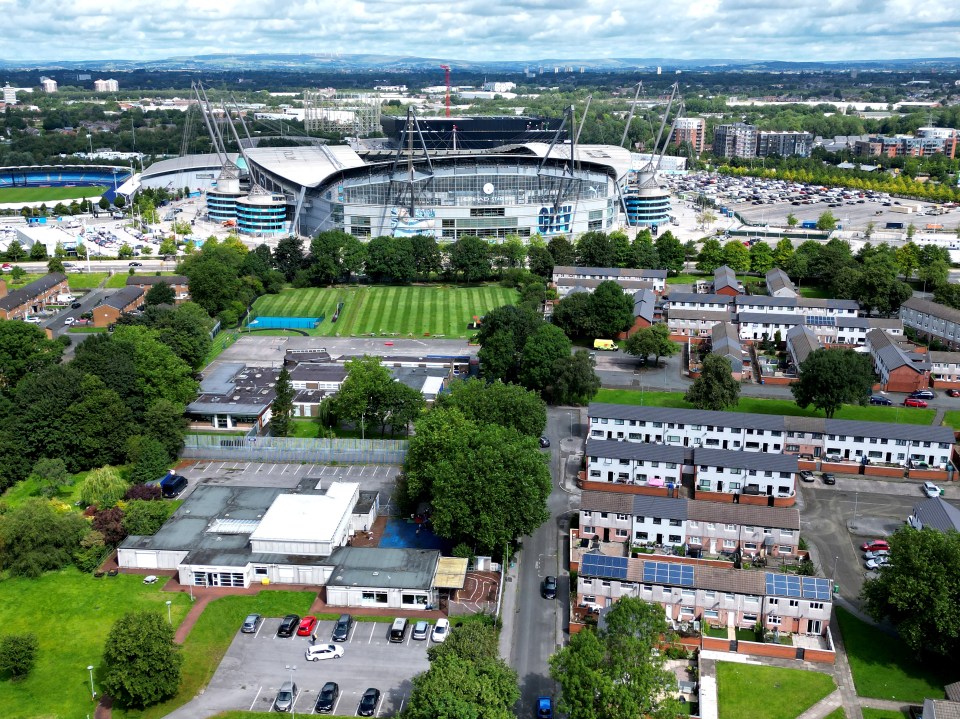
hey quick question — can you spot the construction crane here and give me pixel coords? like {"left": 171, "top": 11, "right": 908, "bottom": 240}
{"left": 440, "top": 65, "right": 451, "bottom": 118}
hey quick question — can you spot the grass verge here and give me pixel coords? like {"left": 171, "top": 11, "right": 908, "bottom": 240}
{"left": 115, "top": 591, "right": 315, "bottom": 719}
{"left": 716, "top": 661, "right": 835, "bottom": 719}
{"left": 592, "top": 389, "right": 936, "bottom": 425}
{"left": 0, "top": 570, "right": 191, "bottom": 719}
{"left": 823, "top": 709, "right": 847, "bottom": 719}
{"left": 862, "top": 711, "right": 907, "bottom": 719}
{"left": 835, "top": 607, "right": 946, "bottom": 703}
{"left": 203, "top": 331, "right": 239, "bottom": 366}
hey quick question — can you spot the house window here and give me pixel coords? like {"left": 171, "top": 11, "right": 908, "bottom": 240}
{"left": 668, "top": 535, "right": 682, "bottom": 543}
{"left": 778, "top": 545, "right": 792, "bottom": 554}
{"left": 616, "top": 514, "right": 629, "bottom": 521}
{"left": 583, "top": 594, "right": 596, "bottom": 603}
{"left": 769, "top": 598, "right": 779, "bottom": 606}
{"left": 642, "top": 585, "right": 652, "bottom": 593}
{"left": 723, "top": 539, "right": 737, "bottom": 548}
{"left": 743, "top": 613, "right": 758, "bottom": 623}
{"left": 704, "top": 609, "right": 719, "bottom": 620}
{"left": 616, "top": 529, "right": 629, "bottom": 538}
{"left": 810, "top": 602, "right": 823, "bottom": 610}
{"left": 636, "top": 531, "right": 648, "bottom": 541}
{"left": 669, "top": 519, "right": 682, "bottom": 527}
{"left": 652, "top": 518, "right": 662, "bottom": 525}
{"left": 789, "top": 600, "right": 799, "bottom": 608}
{"left": 583, "top": 525, "right": 594, "bottom": 534}
{"left": 688, "top": 536, "right": 702, "bottom": 544}
{"left": 768, "top": 615, "right": 781, "bottom": 626}
{"left": 744, "top": 542, "right": 757, "bottom": 551}
{"left": 361, "top": 591, "right": 389, "bottom": 605}
{"left": 254, "top": 567, "right": 268, "bottom": 576}
{"left": 680, "top": 605, "right": 695, "bottom": 617}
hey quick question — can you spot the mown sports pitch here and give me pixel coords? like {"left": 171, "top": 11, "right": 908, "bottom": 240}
{"left": 0, "top": 185, "right": 107, "bottom": 203}
{"left": 250, "top": 285, "right": 518, "bottom": 338}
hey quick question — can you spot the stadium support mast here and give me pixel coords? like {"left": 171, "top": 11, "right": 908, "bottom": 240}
{"left": 440, "top": 65, "right": 451, "bottom": 118}
{"left": 620, "top": 82, "right": 643, "bottom": 148}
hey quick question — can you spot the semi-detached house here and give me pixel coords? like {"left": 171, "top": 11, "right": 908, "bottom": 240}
{"left": 588, "top": 404, "right": 955, "bottom": 470}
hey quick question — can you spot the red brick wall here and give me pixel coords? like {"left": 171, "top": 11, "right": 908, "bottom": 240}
{"left": 619, "top": 316, "right": 652, "bottom": 339}
{"left": 569, "top": 622, "right": 585, "bottom": 634}
{"left": 803, "top": 648, "right": 837, "bottom": 664}
{"left": 759, "top": 375, "right": 796, "bottom": 386}
{"left": 908, "top": 468, "right": 950, "bottom": 481}
{"left": 798, "top": 460, "right": 818, "bottom": 471}
{"left": 692, "top": 490, "right": 735, "bottom": 503}
{"left": 772, "top": 495, "right": 797, "bottom": 507}
{"left": 932, "top": 379, "right": 960, "bottom": 389}
{"left": 863, "top": 465, "right": 904, "bottom": 478}
{"left": 820, "top": 461, "right": 857, "bottom": 473}
{"left": 578, "top": 481, "right": 678, "bottom": 497}
{"left": 737, "top": 641, "right": 796, "bottom": 659}
{"left": 715, "top": 286, "right": 740, "bottom": 296}
{"left": 702, "top": 636, "right": 731, "bottom": 652}
{"left": 882, "top": 366, "right": 930, "bottom": 394}
{"left": 739, "top": 494, "right": 770, "bottom": 507}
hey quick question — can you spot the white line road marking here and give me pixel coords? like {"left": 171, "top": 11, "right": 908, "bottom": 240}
{"left": 254, "top": 620, "right": 264, "bottom": 639}
{"left": 257, "top": 463, "right": 265, "bottom": 472}
{"left": 368, "top": 623, "right": 376, "bottom": 644}
{"left": 248, "top": 686, "right": 263, "bottom": 711}
{"left": 333, "top": 693, "right": 343, "bottom": 714}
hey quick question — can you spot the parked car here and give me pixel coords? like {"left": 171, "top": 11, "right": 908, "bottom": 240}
{"left": 909, "top": 390, "right": 935, "bottom": 400}
{"left": 358, "top": 688, "right": 381, "bottom": 717}
{"left": 0, "top": 263, "right": 11, "bottom": 272}
{"left": 904, "top": 398, "right": 928, "bottom": 408}
{"left": 863, "top": 550, "right": 890, "bottom": 560}
{"left": 241, "top": 613, "right": 262, "bottom": 634}
{"left": 539, "top": 436, "right": 550, "bottom": 448}
{"left": 869, "top": 396, "right": 893, "bottom": 406}
{"left": 541, "top": 575, "right": 558, "bottom": 599}
{"left": 305, "top": 643, "right": 344, "bottom": 662}
{"left": 315, "top": 682, "right": 339, "bottom": 713}
{"left": 274, "top": 681, "right": 298, "bottom": 712}
{"left": 865, "top": 556, "right": 891, "bottom": 570}
{"left": 70, "top": 301, "right": 82, "bottom": 309}
{"left": 537, "top": 696, "right": 554, "bottom": 719}
{"left": 799, "top": 470, "right": 815, "bottom": 483}
{"left": 412, "top": 620, "right": 429, "bottom": 640}
{"left": 922, "top": 481, "right": 942, "bottom": 498}
{"left": 821, "top": 473, "right": 836, "bottom": 485}
{"left": 276, "top": 614, "right": 300, "bottom": 638}
{"left": 63, "top": 317, "right": 76, "bottom": 326}
{"left": 861, "top": 539, "right": 890, "bottom": 552}
{"left": 431, "top": 617, "right": 450, "bottom": 643}
{"left": 332, "top": 613, "right": 352, "bottom": 642}
{"left": 297, "top": 615, "right": 318, "bottom": 637}
{"left": 948, "top": 389, "right": 960, "bottom": 398}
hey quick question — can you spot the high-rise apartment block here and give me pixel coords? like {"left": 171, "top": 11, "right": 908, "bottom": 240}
{"left": 94, "top": 78, "right": 119, "bottom": 92}
{"left": 672, "top": 117, "right": 706, "bottom": 153}
{"left": 712, "top": 123, "right": 757, "bottom": 158}
{"left": 756, "top": 131, "right": 813, "bottom": 158}
{"left": 39, "top": 76, "right": 57, "bottom": 93}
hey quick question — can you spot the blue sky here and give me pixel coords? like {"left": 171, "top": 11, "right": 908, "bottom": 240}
{"left": 2, "top": 0, "right": 959, "bottom": 62}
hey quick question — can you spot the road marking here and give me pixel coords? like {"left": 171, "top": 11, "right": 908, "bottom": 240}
{"left": 397, "top": 695, "right": 406, "bottom": 714}
{"left": 281, "top": 464, "right": 289, "bottom": 474}
{"left": 248, "top": 686, "right": 263, "bottom": 711}
{"left": 375, "top": 695, "right": 383, "bottom": 717}
{"left": 257, "top": 463, "right": 264, "bottom": 473}
{"left": 333, "top": 693, "right": 343, "bottom": 714}
{"left": 368, "top": 623, "right": 375, "bottom": 644}
{"left": 291, "top": 689, "right": 302, "bottom": 712}
{"left": 254, "top": 620, "right": 264, "bottom": 640}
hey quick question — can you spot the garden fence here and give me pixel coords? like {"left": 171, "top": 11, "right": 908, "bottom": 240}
{"left": 182, "top": 434, "right": 408, "bottom": 464}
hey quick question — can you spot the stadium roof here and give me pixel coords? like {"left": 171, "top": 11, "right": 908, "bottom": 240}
{"left": 245, "top": 145, "right": 366, "bottom": 189}
{"left": 516, "top": 143, "right": 633, "bottom": 180}
{"left": 140, "top": 153, "right": 239, "bottom": 181}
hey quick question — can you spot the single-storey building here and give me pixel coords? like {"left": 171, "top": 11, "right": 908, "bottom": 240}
{"left": 710, "top": 321, "right": 751, "bottom": 380}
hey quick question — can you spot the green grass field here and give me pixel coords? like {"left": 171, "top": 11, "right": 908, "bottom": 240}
{"left": 117, "top": 591, "right": 315, "bottom": 719}
{"left": 0, "top": 186, "right": 107, "bottom": 203}
{"left": 943, "top": 411, "right": 960, "bottom": 430}
{"left": 592, "top": 389, "right": 937, "bottom": 425}
{"left": 716, "top": 662, "right": 835, "bottom": 719}
{"left": 835, "top": 608, "right": 946, "bottom": 703}
{"left": 0, "top": 569, "right": 191, "bottom": 719}
{"left": 823, "top": 709, "right": 847, "bottom": 719}
{"left": 250, "top": 285, "right": 518, "bottom": 338}
{"left": 862, "top": 710, "right": 906, "bottom": 719}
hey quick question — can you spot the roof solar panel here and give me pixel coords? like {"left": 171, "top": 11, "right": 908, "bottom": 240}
{"left": 642, "top": 561, "right": 695, "bottom": 587}
{"left": 582, "top": 553, "right": 628, "bottom": 580}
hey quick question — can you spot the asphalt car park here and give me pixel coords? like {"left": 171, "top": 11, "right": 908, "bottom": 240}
{"left": 202, "top": 616, "right": 432, "bottom": 716}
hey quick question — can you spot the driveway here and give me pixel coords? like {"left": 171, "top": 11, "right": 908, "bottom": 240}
{"left": 165, "top": 617, "right": 430, "bottom": 718}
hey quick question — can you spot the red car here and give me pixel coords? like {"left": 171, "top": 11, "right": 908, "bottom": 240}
{"left": 297, "top": 615, "right": 318, "bottom": 637}
{"left": 861, "top": 540, "right": 890, "bottom": 553}
{"left": 948, "top": 389, "right": 960, "bottom": 398}
{"left": 904, "top": 398, "right": 928, "bottom": 408}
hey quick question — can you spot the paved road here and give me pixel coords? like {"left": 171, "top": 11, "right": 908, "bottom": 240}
{"left": 507, "top": 406, "right": 583, "bottom": 714}
{"left": 44, "top": 287, "right": 111, "bottom": 337}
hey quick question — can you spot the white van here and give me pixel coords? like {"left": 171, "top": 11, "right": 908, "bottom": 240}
{"left": 388, "top": 617, "right": 407, "bottom": 643}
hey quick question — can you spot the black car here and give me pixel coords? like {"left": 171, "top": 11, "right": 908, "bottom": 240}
{"left": 821, "top": 473, "right": 836, "bottom": 485}
{"left": 332, "top": 613, "right": 352, "bottom": 642}
{"left": 910, "top": 390, "right": 935, "bottom": 400}
{"left": 539, "top": 436, "right": 550, "bottom": 448}
{"left": 358, "top": 688, "right": 381, "bottom": 717}
{"left": 128, "top": 261, "right": 143, "bottom": 267}
{"left": 541, "top": 575, "right": 558, "bottom": 599}
{"left": 315, "top": 681, "right": 339, "bottom": 713}
{"left": 869, "top": 396, "right": 892, "bottom": 406}
{"left": 276, "top": 614, "right": 300, "bottom": 638}
{"left": 71, "top": 301, "right": 82, "bottom": 309}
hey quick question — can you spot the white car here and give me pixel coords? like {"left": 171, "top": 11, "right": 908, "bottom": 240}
{"left": 305, "top": 643, "right": 344, "bottom": 662}
{"left": 23, "top": 316, "right": 42, "bottom": 324}
{"left": 63, "top": 317, "right": 76, "bottom": 326}
{"left": 865, "top": 556, "right": 891, "bottom": 570}
{"left": 431, "top": 617, "right": 450, "bottom": 643}
{"left": 863, "top": 550, "right": 889, "bottom": 561}
{"left": 922, "top": 481, "right": 941, "bottom": 498}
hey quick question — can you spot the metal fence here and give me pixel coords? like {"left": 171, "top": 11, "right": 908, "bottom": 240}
{"left": 182, "top": 434, "right": 408, "bottom": 464}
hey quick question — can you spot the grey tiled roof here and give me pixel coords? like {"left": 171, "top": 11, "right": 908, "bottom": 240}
{"left": 686, "top": 501, "right": 800, "bottom": 530}
{"left": 580, "top": 490, "right": 634, "bottom": 514}
{"left": 765, "top": 268, "right": 795, "bottom": 295}
{"left": 553, "top": 266, "right": 668, "bottom": 280}
{"left": 693, "top": 448, "right": 798, "bottom": 473}
{"left": 822, "top": 417, "right": 955, "bottom": 444}
{"left": 738, "top": 311, "right": 803, "bottom": 325}
{"left": 736, "top": 295, "right": 858, "bottom": 311}
{"left": 0, "top": 272, "right": 67, "bottom": 311}
{"left": 867, "top": 328, "right": 926, "bottom": 373}
{"left": 666, "top": 293, "right": 734, "bottom": 306}
{"left": 633, "top": 289, "right": 656, "bottom": 323}
{"left": 669, "top": 309, "right": 731, "bottom": 322}
{"left": 633, "top": 494, "right": 688, "bottom": 520}
{"left": 556, "top": 278, "right": 655, "bottom": 292}
{"left": 929, "top": 351, "right": 960, "bottom": 365}
{"left": 902, "top": 296, "right": 960, "bottom": 325}
{"left": 103, "top": 285, "right": 144, "bottom": 310}
{"left": 911, "top": 497, "right": 960, "bottom": 532}
{"left": 786, "top": 325, "right": 820, "bottom": 365}
{"left": 711, "top": 322, "right": 742, "bottom": 364}
{"left": 585, "top": 438, "right": 686, "bottom": 463}
{"left": 713, "top": 265, "right": 738, "bottom": 291}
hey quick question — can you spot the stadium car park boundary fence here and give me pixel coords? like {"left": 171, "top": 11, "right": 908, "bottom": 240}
{"left": 182, "top": 434, "right": 409, "bottom": 464}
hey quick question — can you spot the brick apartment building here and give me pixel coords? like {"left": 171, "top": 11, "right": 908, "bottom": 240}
{"left": 0, "top": 273, "right": 69, "bottom": 320}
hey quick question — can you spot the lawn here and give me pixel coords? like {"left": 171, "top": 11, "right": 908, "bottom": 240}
{"left": 862, "top": 711, "right": 906, "bottom": 719}
{"left": 798, "top": 285, "right": 834, "bottom": 299}
{"left": 1, "top": 469, "right": 90, "bottom": 508}
{"left": 716, "top": 661, "right": 835, "bottom": 719}
{"left": 0, "top": 569, "right": 192, "bottom": 719}
{"left": 67, "top": 272, "right": 110, "bottom": 289}
{"left": 943, "top": 411, "right": 960, "bottom": 431}
{"left": 823, "top": 709, "right": 847, "bottom": 719}
{"left": 250, "top": 284, "right": 518, "bottom": 339}
{"left": 116, "top": 591, "right": 315, "bottom": 719}
{"left": 592, "top": 389, "right": 936, "bottom": 425}
{"left": 835, "top": 607, "right": 946, "bottom": 703}
{"left": 0, "top": 185, "right": 107, "bottom": 203}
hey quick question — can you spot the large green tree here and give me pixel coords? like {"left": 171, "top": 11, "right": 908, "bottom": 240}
{"left": 145, "top": 281, "right": 175, "bottom": 306}
{"left": 654, "top": 231, "right": 685, "bottom": 275}
{"left": 685, "top": 354, "right": 741, "bottom": 411}
{"left": 791, "top": 348, "right": 874, "bottom": 418}
{"left": 331, "top": 355, "right": 425, "bottom": 436}
{"left": 435, "top": 378, "right": 547, "bottom": 437}
{"left": 550, "top": 596, "right": 680, "bottom": 719}
{"left": 0, "top": 498, "right": 87, "bottom": 578}
{"left": 549, "top": 350, "right": 601, "bottom": 405}
{"left": 409, "top": 235, "right": 443, "bottom": 279}
{"left": 520, "top": 324, "right": 573, "bottom": 395}
{"left": 449, "top": 236, "right": 491, "bottom": 282}
{"left": 273, "top": 236, "right": 305, "bottom": 281}
{"left": 862, "top": 528, "right": 960, "bottom": 659}
{"left": 624, "top": 324, "right": 679, "bottom": 366}
{"left": 695, "top": 238, "right": 724, "bottom": 273}
{"left": 365, "top": 235, "right": 416, "bottom": 283}
{"left": 749, "top": 241, "right": 774, "bottom": 274}
{"left": 404, "top": 622, "right": 518, "bottom": 719}
{"left": 0, "top": 320, "right": 66, "bottom": 394}
{"left": 102, "top": 611, "right": 182, "bottom": 708}
{"left": 476, "top": 305, "right": 543, "bottom": 383}
{"left": 576, "top": 231, "right": 615, "bottom": 267}
{"left": 722, "top": 240, "right": 750, "bottom": 273}
{"left": 270, "top": 367, "right": 295, "bottom": 437}
{"left": 547, "top": 235, "right": 576, "bottom": 266}
{"left": 586, "top": 281, "right": 634, "bottom": 338}
{"left": 111, "top": 325, "right": 199, "bottom": 407}
{"left": 403, "top": 408, "right": 551, "bottom": 553}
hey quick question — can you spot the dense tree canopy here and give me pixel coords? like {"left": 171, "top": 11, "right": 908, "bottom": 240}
{"left": 0, "top": 499, "right": 88, "bottom": 578}
{"left": 685, "top": 354, "right": 741, "bottom": 411}
{"left": 102, "top": 611, "right": 182, "bottom": 708}
{"left": 0, "top": 320, "right": 67, "bottom": 394}
{"left": 476, "top": 304, "right": 543, "bottom": 383}
{"left": 329, "top": 355, "right": 425, "bottom": 436}
{"left": 435, "top": 378, "right": 547, "bottom": 437}
{"left": 791, "top": 348, "right": 874, "bottom": 418}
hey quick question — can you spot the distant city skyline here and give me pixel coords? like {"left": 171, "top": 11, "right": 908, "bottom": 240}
{"left": 3, "top": 0, "right": 960, "bottom": 64}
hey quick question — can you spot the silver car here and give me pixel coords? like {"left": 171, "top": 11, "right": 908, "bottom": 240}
{"left": 274, "top": 681, "right": 298, "bottom": 712}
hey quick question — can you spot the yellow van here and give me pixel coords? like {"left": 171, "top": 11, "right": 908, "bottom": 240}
{"left": 593, "top": 339, "right": 617, "bottom": 351}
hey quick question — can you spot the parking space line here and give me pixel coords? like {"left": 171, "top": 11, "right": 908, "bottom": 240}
{"left": 292, "top": 690, "right": 302, "bottom": 713}
{"left": 248, "top": 686, "right": 262, "bottom": 711}
{"left": 368, "top": 623, "right": 376, "bottom": 644}
{"left": 254, "top": 621, "right": 264, "bottom": 640}
{"left": 333, "top": 693, "right": 343, "bottom": 715}
{"left": 217, "top": 462, "right": 226, "bottom": 471}
{"left": 398, "top": 695, "right": 406, "bottom": 714}
{"left": 257, "top": 463, "right": 264, "bottom": 473}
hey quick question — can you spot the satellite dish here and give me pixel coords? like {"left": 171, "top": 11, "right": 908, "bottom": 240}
{"left": 482, "top": 182, "right": 494, "bottom": 195}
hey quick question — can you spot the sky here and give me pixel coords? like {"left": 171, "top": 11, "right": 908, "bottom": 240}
{"left": 2, "top": 0, "right": 960, "bottom": 63}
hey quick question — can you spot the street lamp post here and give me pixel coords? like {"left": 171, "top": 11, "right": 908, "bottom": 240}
{"left": 86, "top": 134, "right": 93, "bottom": 156}
{"left": 166, "top": 600, "right": 172, "bottom": 624}
{"left": 285, "top": 664, "right": 297, "bottom": 718}
{"left": 87, "top": 665, "right": 95, "bottom": 701}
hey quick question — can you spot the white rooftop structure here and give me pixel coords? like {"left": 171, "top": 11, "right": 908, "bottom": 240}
{"left": 520, "top": 142, "right": 633, "bottom": 181}
{"left": 244, "top": 145, "right": 366, "bottom": 189}
{"left": 249, "top": 481, "right": 359, "bottom": 556}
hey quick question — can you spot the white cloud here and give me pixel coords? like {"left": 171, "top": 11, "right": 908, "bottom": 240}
{"left": 2, "top": 0, "right": 960, "bottom": 62}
